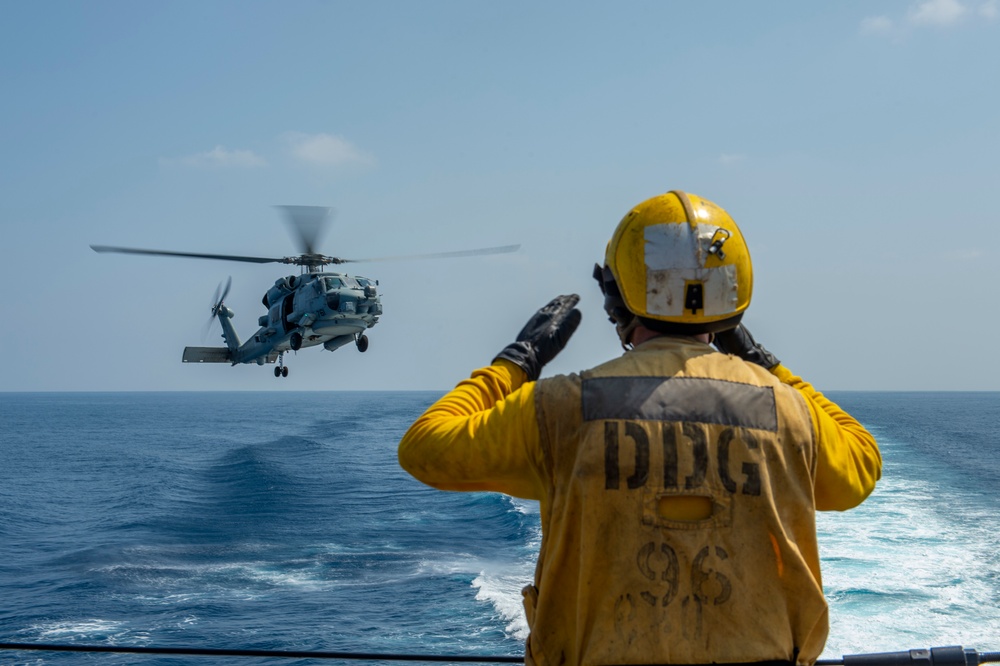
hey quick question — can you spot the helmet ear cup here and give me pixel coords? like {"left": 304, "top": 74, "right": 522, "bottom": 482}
{"left": 593, "top": 263, "right": 632, "bottom": 327}
{"left": 594, "top": 262, "right": 637, "bottom": 347}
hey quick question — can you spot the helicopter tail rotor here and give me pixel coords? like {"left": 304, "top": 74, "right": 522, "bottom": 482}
{"left": 203, "top": 276, "right": 233, "bottom": 341}
{"left": 211, "top": 276, "right": 233, "bottom": 316}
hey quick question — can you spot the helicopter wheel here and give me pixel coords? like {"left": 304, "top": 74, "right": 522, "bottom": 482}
{"left": 274, "top": 366, "right": 281, "bottom": 378}
{"left": 290, "top": 331, "right": 303, "bottom": 351}
{"left": 356, "top": 334, "right": 369, "bottom": 353}
{"left": 282, "top": 366, "right": 289, "bottom": 378}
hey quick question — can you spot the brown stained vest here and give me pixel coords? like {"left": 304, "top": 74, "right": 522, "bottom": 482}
{"left": 527, "top": 337, "right": 826, "bottom": 666}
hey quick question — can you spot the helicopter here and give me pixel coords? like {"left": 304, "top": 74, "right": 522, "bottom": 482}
{"left": 91, "top": 206, "right": 519, "bottom": 378}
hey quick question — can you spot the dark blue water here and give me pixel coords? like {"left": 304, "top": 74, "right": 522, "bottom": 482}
{"left": 1, "top": 391, "right": 998, "bottom": 663}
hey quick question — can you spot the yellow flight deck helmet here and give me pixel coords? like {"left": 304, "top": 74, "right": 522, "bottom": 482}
{"left": 594, "top": 190, "right": 752, "bottom": 343}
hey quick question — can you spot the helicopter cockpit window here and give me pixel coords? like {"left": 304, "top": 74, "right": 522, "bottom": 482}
{"left": 342, "top": 276, "right": 361, "bottom": 289}
{"left": 323, "top": 277, "right": 344, "bottom": 291}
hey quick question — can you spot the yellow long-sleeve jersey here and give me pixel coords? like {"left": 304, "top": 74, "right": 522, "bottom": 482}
{"left": 399, "top": 336, "right": 881, "bottom": 666}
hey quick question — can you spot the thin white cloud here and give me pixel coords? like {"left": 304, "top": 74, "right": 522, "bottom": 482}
{"left": 945, "top": 248, "right": 986, "bottom": 260}
{"left": 860, "top": 15, "right": 895, "bottom": 34}
{"left": 160, "top": 134, "right": 374, "bottom": 171}
{"left": 163, "top": 145, "right": 267, "bottom": 168}
{"left": 907, "top": 0, "right": 968, "bottom": 25}
{"left": 285, "top": 132, "right": 375, "bottom": 168}
{"left": 861, "top": 0, "right": 999, "bottom": 35}
{"left": 719, "top": 153, "right": 746, "bottom": 167}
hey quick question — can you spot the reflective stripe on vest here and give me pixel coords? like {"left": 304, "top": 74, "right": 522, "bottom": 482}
{"left": 582, "top": 375, "right": 778, "bottom": 432}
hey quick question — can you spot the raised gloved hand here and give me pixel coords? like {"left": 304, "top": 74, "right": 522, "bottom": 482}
{"left": 713, "top": 323, "right": 780, "bottom": 370}
{"left": 494, "top": 294, "right": 582, "bottom": 381}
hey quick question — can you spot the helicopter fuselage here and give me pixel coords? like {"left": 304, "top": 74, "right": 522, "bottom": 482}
{"left": 258, "top": 270, "right": 380, "bottom": 352}
{"left": 189, "top": 271, "right": 381, "bottom": 369}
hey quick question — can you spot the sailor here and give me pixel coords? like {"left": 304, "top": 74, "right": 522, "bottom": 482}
{"left": 398, "top": 190, "right": 881, "bottom": 666}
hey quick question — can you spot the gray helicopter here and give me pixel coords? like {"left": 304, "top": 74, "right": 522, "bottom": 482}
{"left": 92, "top": 206, "right": 519, "bottom": 378}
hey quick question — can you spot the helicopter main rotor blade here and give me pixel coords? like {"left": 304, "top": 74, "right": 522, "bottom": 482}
{"left": 276, "top": 205, "right": 333, "bottom": 256}
{"left": 336, "top": 244, "right": 521, "bottom": 264}
{"left": 91, "top": 245, "right": 283, "bottom": 265}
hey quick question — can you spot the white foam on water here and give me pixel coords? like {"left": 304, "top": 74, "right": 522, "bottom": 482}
{"left": 98, "top": 557, "right": 337, "bottom": 605}
{"left": 471, "top": 563, "right": 534, "bottom": 641}
{"left": 508, "top": 497, "right": 539, "bottom": 515}
{"left": 30, "top": 619, "right": 131, "bottom": 641}
{"left": 413, "top": 554, "right": 481, "bottom": 577}
{"left": 818, "top": 463, "right": 1000, "bottom": 656}
{"left": 468, "top": 496, "right": 540, "bottom": 641}
{"left": 243, "top": 564, "right": 327, "bottom": 590}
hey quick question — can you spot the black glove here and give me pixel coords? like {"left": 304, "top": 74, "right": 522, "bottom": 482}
{"left": 494, "top": 294, "right": 582, "bottom": 381}
{"left": 713, "top": 324, "right": 780, "bottom": 370}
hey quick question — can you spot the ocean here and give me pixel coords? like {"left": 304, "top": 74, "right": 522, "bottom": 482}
{"left": 0, "top": 391, "right": 998, "bottom": 664}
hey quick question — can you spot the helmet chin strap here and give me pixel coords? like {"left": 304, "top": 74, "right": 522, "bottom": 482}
{"left": 615, "top": 316, "right": 640, "bottom": 351}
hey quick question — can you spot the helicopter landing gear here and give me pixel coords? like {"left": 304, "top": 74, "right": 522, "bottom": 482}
{"left": 356, "top": 334, "right": 369, "bottom": 353}
{"left": 275, "top": 353, "right": 289, "bottom": 378}
{"left": 290, "top": 331, "right": 303, "bottom": 351}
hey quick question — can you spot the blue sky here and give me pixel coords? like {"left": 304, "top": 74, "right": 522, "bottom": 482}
{"left": 2, "top": 0, "right": 998, "bottom": 392}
